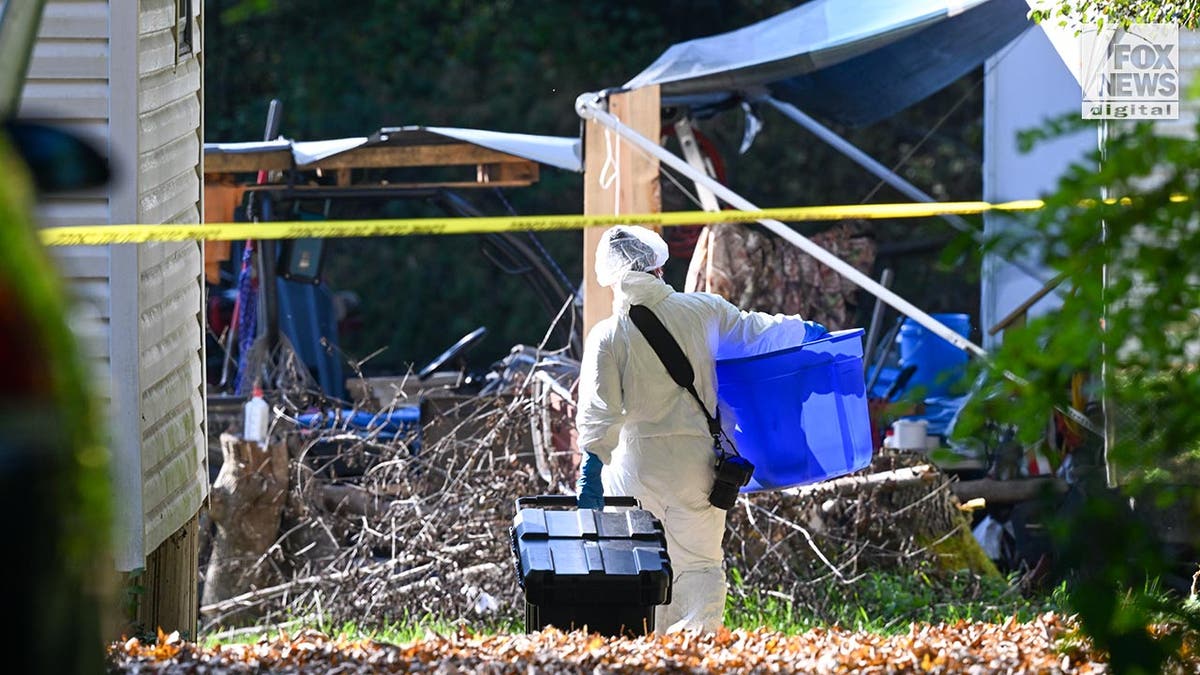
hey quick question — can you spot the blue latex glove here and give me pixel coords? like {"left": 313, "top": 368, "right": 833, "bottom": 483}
{"left": 805, "top": 321, "right": 829, "bottom": 342}
{"left": 576, "top": 452, "right": 605, "bottom": 510}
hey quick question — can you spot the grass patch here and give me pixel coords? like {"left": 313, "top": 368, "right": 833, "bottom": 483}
{"left": 201, "top": 611, "right": 520, "bottom": 648}
{"left": 199, "top": 571, "right": 1069, "bottom": 646}
{"left": 725, "top": 568, "right": 1070, "bottom": 635}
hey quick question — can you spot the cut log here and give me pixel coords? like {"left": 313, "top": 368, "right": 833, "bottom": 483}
{"left": 950, "top": 477, "right": 1068, "bottom": 505}
{"left": 684, "top": 219, "right": 876, "bottom": 328}
{"left": 319, "top": 483, "right": 395, "bottom": 517}
{"left": 785, "top": 466, "right": 1068, "bottom": 506}
{"left": 781, "top": 464, "right": 936, "bottom": 499}
{"left": 201, "top": 433, "right": 289, "bottom": 625}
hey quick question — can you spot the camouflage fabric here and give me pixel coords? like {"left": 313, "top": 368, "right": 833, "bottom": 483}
{"left": 684, "top": 220, "right": 876, "bottom": 329}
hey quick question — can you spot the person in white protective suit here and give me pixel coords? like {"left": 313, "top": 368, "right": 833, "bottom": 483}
{"left": 575, "top": 225, "right": 827, "bottom": 632}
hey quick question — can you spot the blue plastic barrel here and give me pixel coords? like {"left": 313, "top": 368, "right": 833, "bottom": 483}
{"left": 897, "top": 313, "right": 970, "bottom": 397}
{"left": 716, "top": 329, "right": 873, "bottom": 492}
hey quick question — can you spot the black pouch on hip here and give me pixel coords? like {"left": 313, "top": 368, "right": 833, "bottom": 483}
{"left": 709, "top": 452, "right": 754, "bottom": 510}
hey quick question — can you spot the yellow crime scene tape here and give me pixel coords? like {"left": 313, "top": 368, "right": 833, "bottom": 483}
{"left": 37, "top": 193, "right": 1192, "bottom": 246}
{"left": 39, "top": 199, "right": 1050, "bottom": 246}
{"left": 39, "top": 192, "right": 1190, "bottom": 247}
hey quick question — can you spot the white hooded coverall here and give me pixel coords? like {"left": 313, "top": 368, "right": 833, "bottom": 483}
{"left": 576, "top": 271, "right": 819, "bottom": 632}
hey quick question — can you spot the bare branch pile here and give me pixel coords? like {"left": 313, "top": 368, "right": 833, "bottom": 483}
{"left": 199, "top": 347, "right": 985, "bottom": 634}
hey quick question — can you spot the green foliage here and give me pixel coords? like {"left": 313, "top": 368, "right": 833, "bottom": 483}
{"left": 0, "top": 134, "right": 110, "bottom": 582}
{"left": 366, "top": 614, "right": 520, "bottom": 644}
{"left": 954, "top": 110, "right": 1200, "bottom": 672}
{"left": 1028, "top": 1, "right": 1200, "bottom": 29}
{"left": 0, "top": 127, "right": 112, "bottom": 674}
{"left": 962, "top": 114, "right": 1200, "bottom": 470}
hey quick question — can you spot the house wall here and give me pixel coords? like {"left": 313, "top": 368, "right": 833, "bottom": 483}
{"left": 19, "top": 0, "right": 207, "bottom": 572}
{"left": 20, "top": 1, "right": 112, "bottom": 395}
{"left": 981, "top": 25, "right": 1095, "bottom": 349}
{"left": 983, "top": 27, "right": 1200, "bottom": 350}
{"left": 135, "top": 0, "right": 207, "bottom": 560}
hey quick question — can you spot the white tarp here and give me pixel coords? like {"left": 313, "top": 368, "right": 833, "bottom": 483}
{"left": 626, "top": 0, "right": 970, "bottom": 93}
{"left": 623, "top": 0, "right": 1030, "bottom": 126}
{"left": 205, "top": 127, "right": 582, "bottom": 172}
{"left": 421, "top": 126, "right": 581, "bottom": 173}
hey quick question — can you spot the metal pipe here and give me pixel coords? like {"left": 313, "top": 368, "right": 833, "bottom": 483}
{"left": 766, "top": 96, "right": 1054, "bottom": 286}
{"left": 0, "top": 0, "right": 47, "bottom": 117}
{"left": 257, "top": 100, "right": 284, "bottom": 356}
{"left": 866, "top": 317, "right": 904, "bottom": 394}
{"left": 765, "top": 97, "right": 977, "bottom": 236}
{"left": 862, "top": 268, "right": 894, "bottom": 374}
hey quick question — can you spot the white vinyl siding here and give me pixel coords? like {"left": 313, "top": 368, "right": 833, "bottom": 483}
{"left": 135, "top": 0, "right": 206, "bottom": 555}
{"left": 19, "top": 80, "right": 108, "bottom": 120}
{"left": 20, "top": 0, "right": 207, "bottom": 569}
{"left": 21, "top": 0, "right": 112, "bottom": 409}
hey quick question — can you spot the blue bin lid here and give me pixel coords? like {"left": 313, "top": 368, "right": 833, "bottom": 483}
{"left": 716, "top": 328, "right": 864, "bottom": 384}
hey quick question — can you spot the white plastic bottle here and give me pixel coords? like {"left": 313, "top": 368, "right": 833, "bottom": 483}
{"left": 243, "top": 385, "right": 270, "bottom": 445}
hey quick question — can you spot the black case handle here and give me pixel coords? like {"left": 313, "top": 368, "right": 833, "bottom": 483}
{"left": 515, "top": 495, "right": 641, "bottom": 510}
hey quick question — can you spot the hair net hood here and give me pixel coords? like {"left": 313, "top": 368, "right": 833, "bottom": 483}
{"left": 595, "top": 225, "right": 670, "bottom": 287}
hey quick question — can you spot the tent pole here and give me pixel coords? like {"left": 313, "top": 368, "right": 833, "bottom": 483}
{"left": 765, "top": 97, "right": 978, "bottom": 236}
{"left": 0, "top": 0, "right": 47, "bottom": 117}
{"left": 862, "top": 267, "right": 894, "bottom": 374}
{"left": 766, "top": 96, "right": 1054, "bottom": 286}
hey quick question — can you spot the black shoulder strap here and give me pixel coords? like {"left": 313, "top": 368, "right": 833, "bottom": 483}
{"left": 628, "top": 304, "right": 723, "bottom": 441}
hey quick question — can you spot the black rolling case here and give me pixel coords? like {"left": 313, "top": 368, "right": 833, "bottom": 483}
{"left": 510, "top": 495, "right": 672, "bottom": 637}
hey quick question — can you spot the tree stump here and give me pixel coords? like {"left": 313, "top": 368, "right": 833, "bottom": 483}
{"left": 726, "top": 450, "right": 998, "bottom": 591}
{"left": 201, "top": 433, "right": 288, "bottom": 625}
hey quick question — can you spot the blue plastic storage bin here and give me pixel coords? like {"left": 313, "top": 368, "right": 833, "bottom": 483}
{"left": 897, "top": 313, "right": 970, "bottom": 397}
{"left": 716, "top": 329, "right": 873, "bottom": 492}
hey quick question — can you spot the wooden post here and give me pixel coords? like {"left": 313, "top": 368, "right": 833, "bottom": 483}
{"left": 582, "top": 85, "right": 661, "bottom": 338}
{"left": 202, "top": 177, "right": 243, "bottom": 283}
{"left": 132, "top": 514, "right": 200, "bottom": 639}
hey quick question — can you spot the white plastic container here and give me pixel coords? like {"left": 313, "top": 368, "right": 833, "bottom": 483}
{"left": 243, "top": 386, "right": 270, "bottom": 445}
{"left": 892, "top": 419, "right": 928, "bottom": 450}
